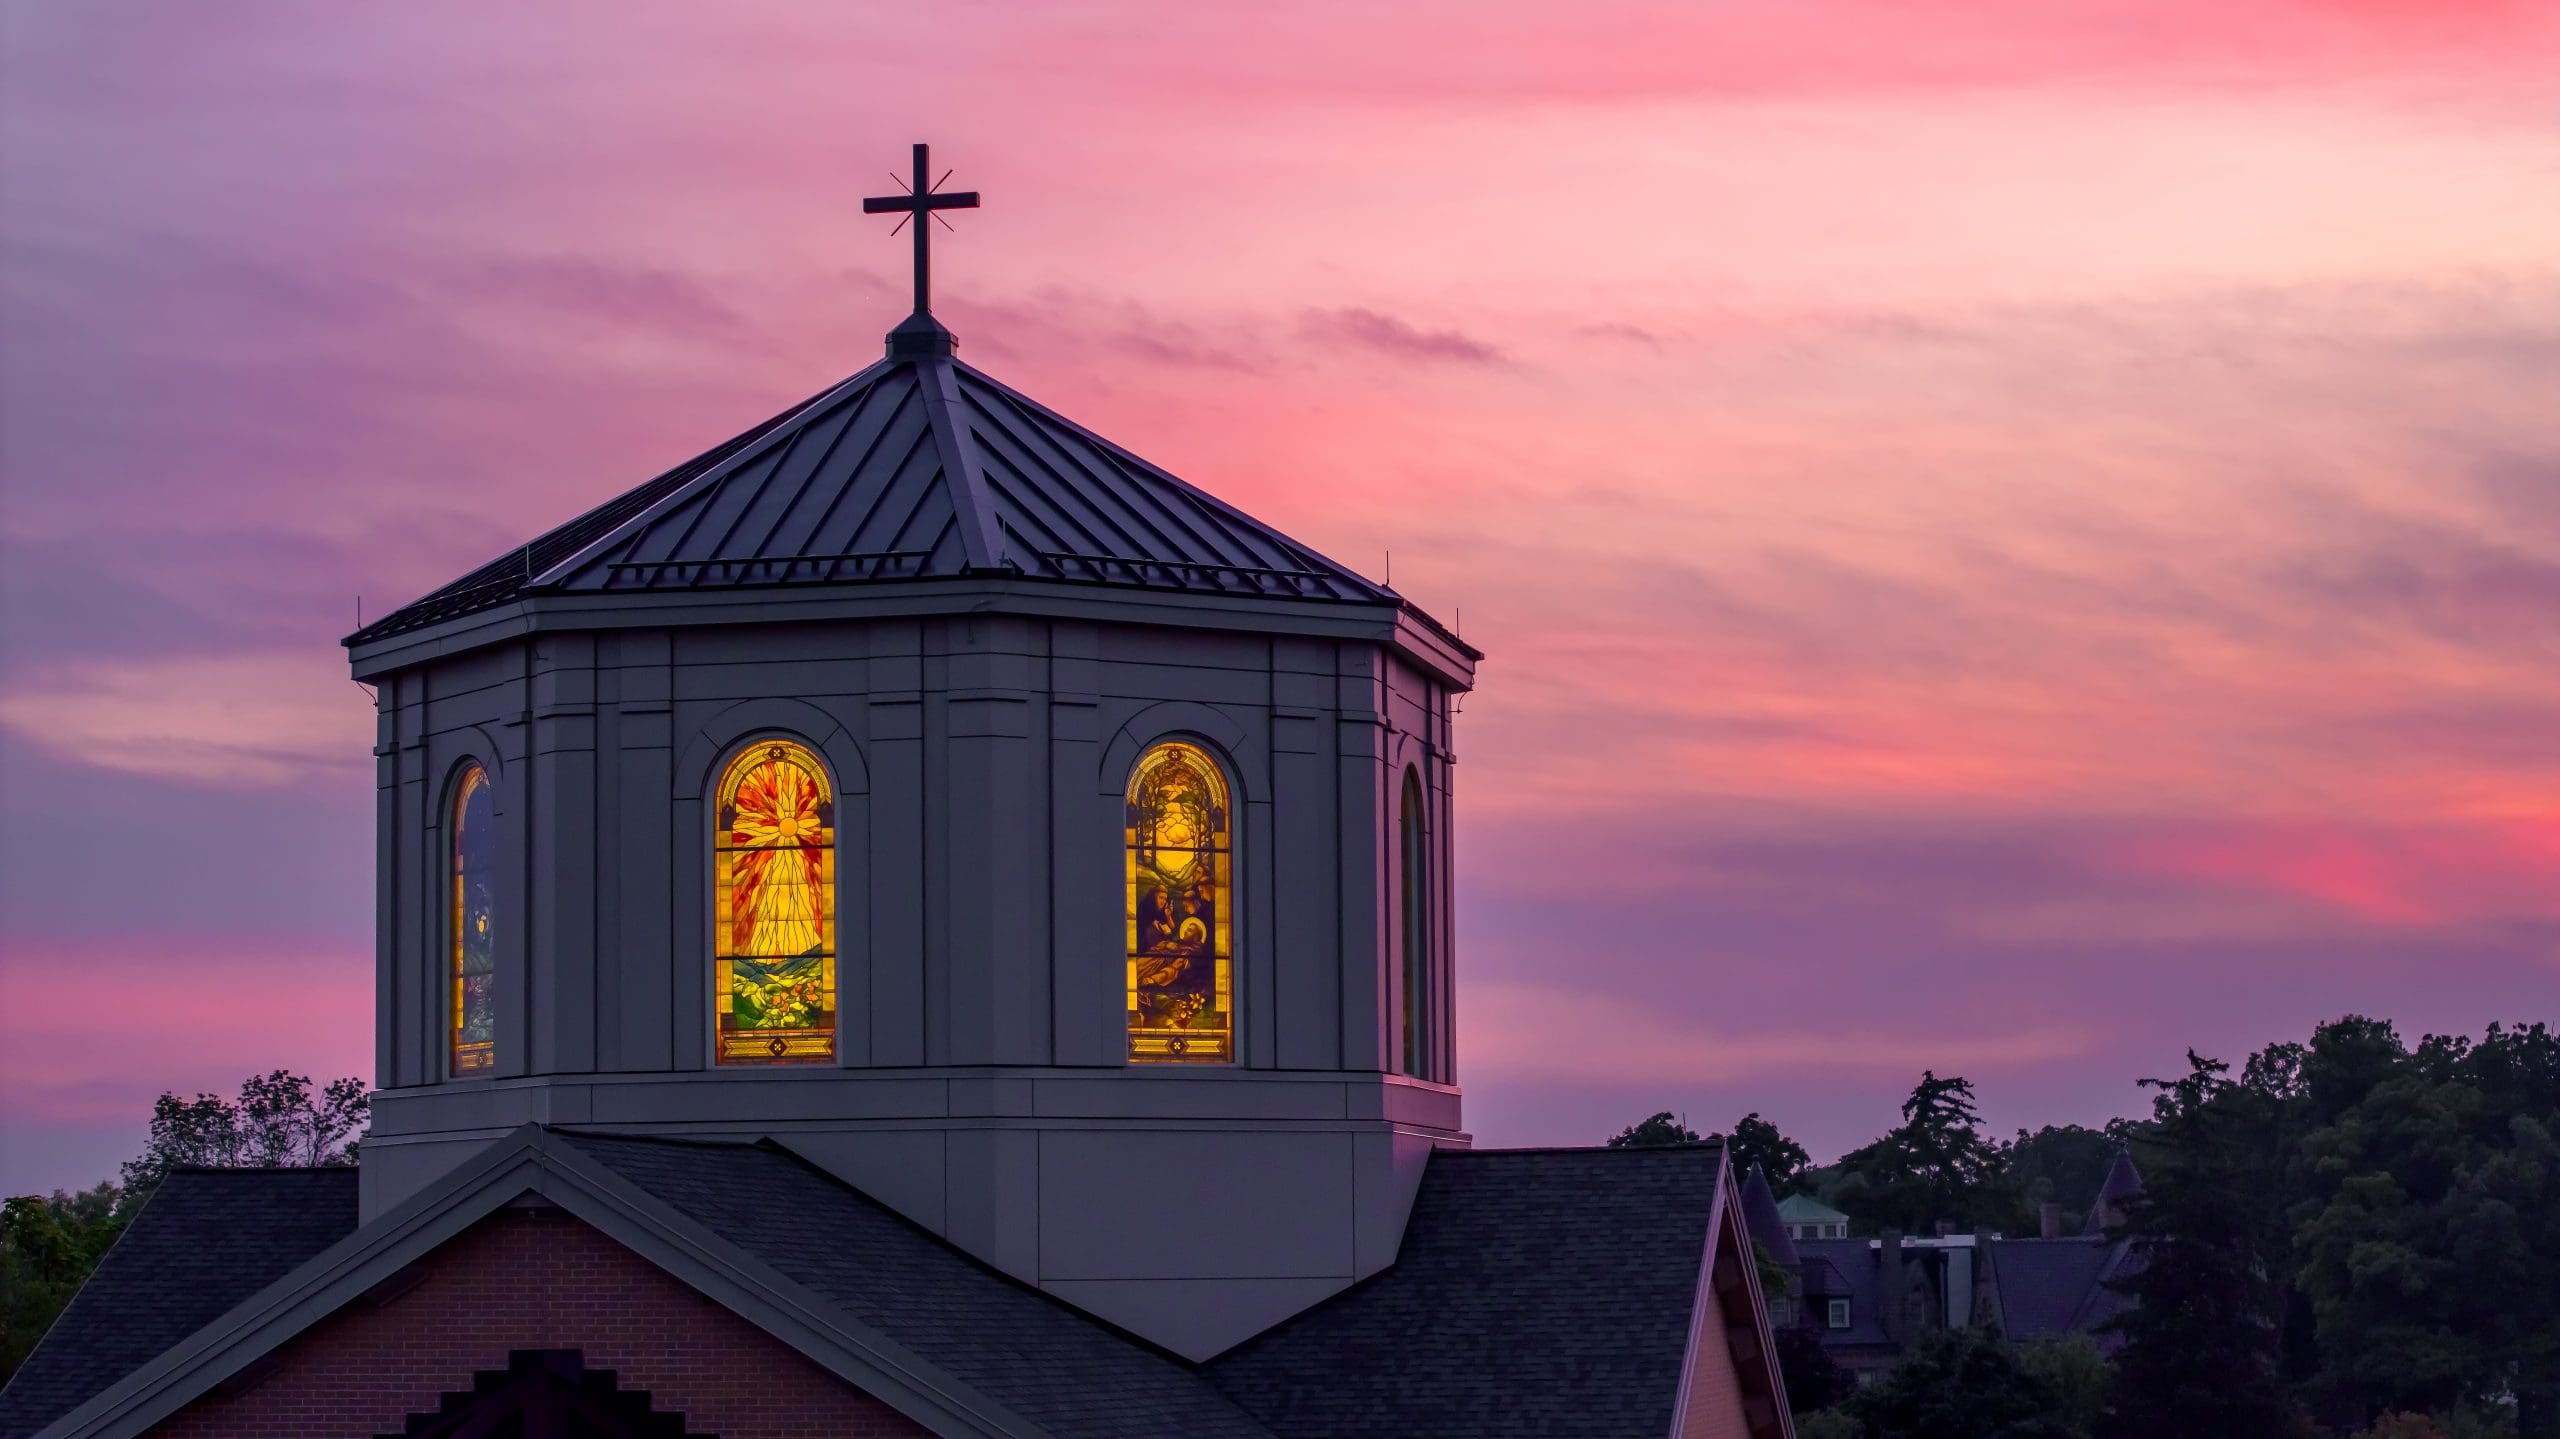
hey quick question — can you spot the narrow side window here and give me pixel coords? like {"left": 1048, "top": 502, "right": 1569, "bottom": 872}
{"left": 714, "top": 739, "right": 837, "bottom": 1066}
{"left": 1399, "top": 768, "right": 1430, "bottom": 1079}
{"left": 450, "top": 762, "right": 496, "bottom": 1076}
{"left": 1127, "top": 741, "right": 1233, "bottom": 1063}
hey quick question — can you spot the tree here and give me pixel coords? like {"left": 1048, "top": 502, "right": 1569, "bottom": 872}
{"left": 1999, "top": 1124, "right": 2122, "bottom": 1233}
{"left": 2014, "top": 1336, "right": 2112, "bottom": 1439}
{"left": 1729, "top": 1111, "right": 1813, "bottom": 1192}
{"left": 120, "top": 1070, "right": 369, "bottom": 1192}
{"left": 1605, "top": 1111, "right": 1701, "bottom": 1148}
{"left": 2100, "top": 1051, "right": 2301, "bottom": 1439}
{"left": 1843, "top": 1326, "right": 2074, "bottom": 1439}
{"left": 0, "top": 1183, "right": 129, "bottom": 1379}
{"left": 2292, "top": 1022, "right": 2560, "bottom": 1436}
{"left": 1834, "top": 1072, "right": 2005, "bottom": 1235}
{"left": 1772, "top": 1322, "right": 1855, "bottom": 1416}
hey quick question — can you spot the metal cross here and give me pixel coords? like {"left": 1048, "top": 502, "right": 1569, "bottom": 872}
{"left": 863, "top": 142, "right": 979, "bottom": 318}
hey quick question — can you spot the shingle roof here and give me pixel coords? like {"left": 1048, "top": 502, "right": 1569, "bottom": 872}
{"left": 0, "top": 1169, "right": 359, "bottom": 1439}
{"left": 1982, "top": 1239, "right": 2114, "bottom": 1342}
{"left": 1774, "top": 1193, "right": 1847, "bottom": 1225}
{"left": 1737, "top": 1164, "right": 1797, "bottom": 1268}
{"left": 1206, "top": 1143, "right": 1725, "bottom": 1439}
{"left": 1793, "top": 1239, "right": 1895, "bottom": 1349}
{"left": 347, "top": 352, "right": 1402, "bottom": 647}
{"left": 558, "top": 1133, "right": 1275, "bottom": 1439}
{"left": 2084, "top": 1149, "right": 2142, "bottom": 1235}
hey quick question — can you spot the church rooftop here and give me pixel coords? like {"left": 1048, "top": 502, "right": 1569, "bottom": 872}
{"left": 346, "top": 349, "right": 1429, "bottom": 649}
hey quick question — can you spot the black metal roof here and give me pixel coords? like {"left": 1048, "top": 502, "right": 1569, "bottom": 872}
{"left": 347, "top": 351, "right": 1399, "bottom": 648}
{"left": 0, "top": 1168, "right": 359, "bottom": 1439}
{"left": 1206, "top": 1143, "right": 1727, "bottom": 1439}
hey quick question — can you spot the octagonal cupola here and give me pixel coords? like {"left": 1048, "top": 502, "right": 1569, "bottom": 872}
{"left": 344, "top": 148, "right": 1478, "bottom": 1361}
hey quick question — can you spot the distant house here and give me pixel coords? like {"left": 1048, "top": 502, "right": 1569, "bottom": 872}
{"left": 1775, "top": 1194, "right": 1852, "bottom": 1241}
{"left": 1741, "top": 1149, "right": 2144, "bottom": 1381}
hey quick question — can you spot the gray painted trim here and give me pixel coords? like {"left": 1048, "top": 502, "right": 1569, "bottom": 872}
{"left": 674, "top": 699, "right": 874, "bottom": 798}
{"left": 352, "top": 580, "right": 1475, "bottom": 692}
{"left": 1094, "top": 702, "right": 1252, "bottom": 796}
{"left": 36, "top": 1127, "right": 1048, "bottom": 1439}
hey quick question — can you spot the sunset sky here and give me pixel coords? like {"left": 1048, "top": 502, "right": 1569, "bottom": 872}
{"left": 3, "top": 2, "right": 2556, "bottom": 1194}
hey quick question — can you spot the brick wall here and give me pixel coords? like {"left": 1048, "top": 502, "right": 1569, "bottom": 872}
{"left": 151, "top": 1209, "right": 933, "bottom": 1439}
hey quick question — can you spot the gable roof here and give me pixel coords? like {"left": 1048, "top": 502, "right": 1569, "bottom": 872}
{"left": 557, "top": 1134, "right": 1272, "bottom": 1439}
{"left": 0, "top": 1169, "right": 358, "bottom": 1439}
{"left": 1207, "top": 1143, "right": 1769, "bottom": 1439}
{"left": 1792, "top": 1239, "right": 1897, "bottom": 1349}
{"left": 346, "top": 351, "right": 1412, "bottom": 649}
{"left": 16, "top": 1135, "right": 1792, "bottom": 1439}
{"left": 27, "top": 1127, "right": 1256, "bottom": 1439}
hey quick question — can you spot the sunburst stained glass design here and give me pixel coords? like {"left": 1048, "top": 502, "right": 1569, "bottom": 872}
{"left": 714, "top": 739, "right": 836, "bottom": 1065}
{"left": 450, "top": 763, "right": 496, "bottom": 1076}
{"left": 1127, "top": 741, "right": 1232, "bottom": 1063}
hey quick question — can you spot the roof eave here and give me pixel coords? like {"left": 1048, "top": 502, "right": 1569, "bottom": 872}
{"left": 350, "top": 578, "right": 1473, "bottom": 687}
{"left": 36, "top": 1127, "right": 1052, "bottom": 1439}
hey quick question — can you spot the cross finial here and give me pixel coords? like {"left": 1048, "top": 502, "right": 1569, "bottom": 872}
{"left": 863, "top": 142, "right": 979, "bottom": 359}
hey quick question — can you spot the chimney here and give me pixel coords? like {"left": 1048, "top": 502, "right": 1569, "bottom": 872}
{"left": 1877, "top": 1230, "right": 1903, "bottom": 1343}
{"left": 2039, "top": 1203, "right": 2061, "bottom": 1240}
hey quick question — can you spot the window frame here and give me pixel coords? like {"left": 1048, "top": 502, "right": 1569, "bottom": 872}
{"left": 1827, "top": 1298, "right": 1852, "bottom": 1330}
{"left": 446, "top": 759, "right": 497, "bottom": 1079}
{"left": 1123, "top": 737, "right": 1239, "bottom": 1066}
{"left": 710, "top": 735, "right": 841, "bottom": 1068}
{"left": 1397, "top": 767, "right": 1431, "bottom": 1080}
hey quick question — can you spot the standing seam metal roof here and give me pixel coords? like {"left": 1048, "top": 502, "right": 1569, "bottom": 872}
{"left": 347, "top": 353, "right": 1395, "bottom": 647}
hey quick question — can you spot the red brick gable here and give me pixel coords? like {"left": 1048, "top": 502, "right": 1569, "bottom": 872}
{"left": 149, "top": 1207, "right": 933, "bottom": 1439}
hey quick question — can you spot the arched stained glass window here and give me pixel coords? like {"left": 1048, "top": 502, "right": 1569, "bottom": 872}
{"left": 1399, "top": 769, "right": 1429, "bottom": 1080}
{"left": 1126, "top": 741, "right": 1232, "bottom": 1063}
{"left": 714, "top": 739, "right": 836, "bottom": 1066}
{"left": 450, "top": 762, "right": 496, "bottom": 1076}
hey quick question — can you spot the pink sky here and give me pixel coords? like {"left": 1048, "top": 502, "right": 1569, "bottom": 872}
{"left": 3, "top": 2, "right": 2556, "bottom": 1194}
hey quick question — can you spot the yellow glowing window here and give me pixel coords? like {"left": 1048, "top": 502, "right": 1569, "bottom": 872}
{"left": 714, "top": 739, "right": 836, "bottom": 1066}
{"left": 1127, "top": 741, "right": 1233, "bottom": 1063}
{"left": 450, "top": 762, "right": 496, "bottom": 1076}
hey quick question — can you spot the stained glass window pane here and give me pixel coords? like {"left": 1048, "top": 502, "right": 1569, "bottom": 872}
{"left": 1126, "top": 741, "right": 1233, "bottom": 1063}
{"left": 450, "top": 763, "right": 496, "bottom": 1076}
{"left": 715, "top": 739, "right": 837, "bottom": 1066}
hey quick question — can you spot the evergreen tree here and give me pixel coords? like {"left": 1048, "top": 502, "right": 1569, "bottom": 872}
{"left": 1835, "top": 1072, "right": 2005, "bottom": 1234}
{"left": 2101, "top": 1051, "right": 2300, "bottom": 1439}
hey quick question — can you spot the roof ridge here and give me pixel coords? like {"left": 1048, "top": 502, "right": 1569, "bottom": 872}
{"left": 524, "top": 360, "right": 894, "bottom": 593}
{"left": 911, "top": 355, "right": 1009, "bottom": 571}
{"left": 949, "top": 359, "right": 1387, "bottom": 596}
{"left": 1444, "top": 1140, "right": 1726, "bottom": 1157}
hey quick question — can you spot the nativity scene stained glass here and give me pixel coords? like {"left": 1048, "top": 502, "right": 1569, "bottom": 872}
{"left": 714, "top": 739, "right": 837, "bottom": 1065}
{"left": 1126, "top": 741, "right": 1232, "bottom": 1063}
{"left": 449, "top": 762, "right": 496, "bottom": 1075}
